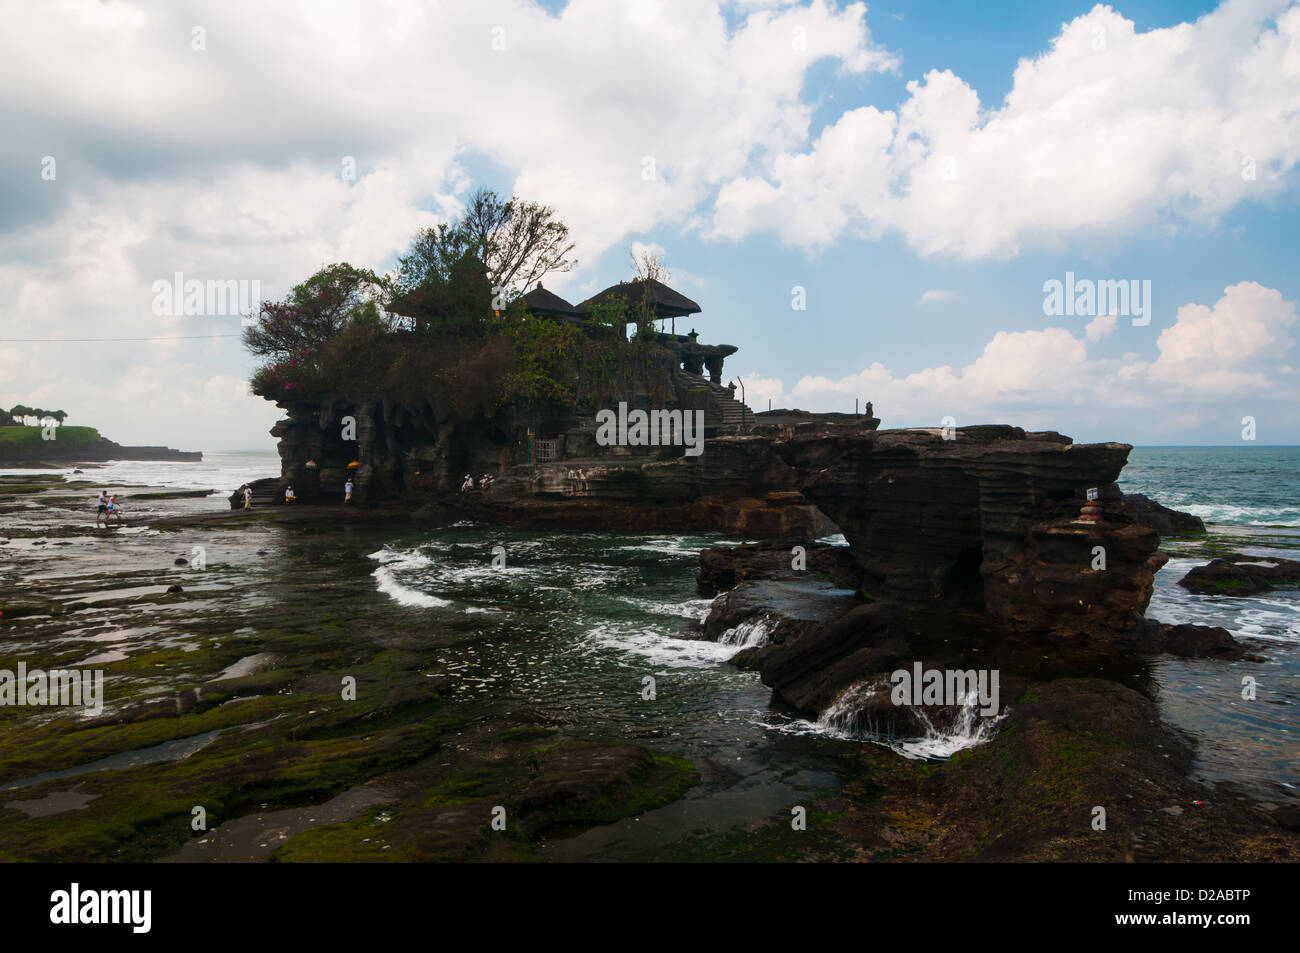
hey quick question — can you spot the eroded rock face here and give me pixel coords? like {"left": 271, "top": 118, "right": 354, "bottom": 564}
{"left": 774, "top": 425, "right": 1166, "bottom": 636}
{"left": 262, "top": 395, "right": 838, "bottom": 536}
{"left": 455, "top": 435, "right": 837, "bottom": 536}
{"left": 271, "top": 395, "right": 519, "bottom": 504}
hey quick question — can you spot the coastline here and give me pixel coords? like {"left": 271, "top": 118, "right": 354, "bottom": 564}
{"left": 1, "top": 450, "right": 1296, "bottom": 862}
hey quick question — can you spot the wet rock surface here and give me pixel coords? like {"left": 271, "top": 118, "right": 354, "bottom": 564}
{"left": 774, "top": 425, "right": 1166, "bottom": 637}
{"left": 1121, "top": 492, "right": 1206, "bottom": 536}
{"left": 697, "top": 540, "right": 858, "bottom": 598}
{"left": 1178, "top": 554, "right": 1300, "bottom": 596}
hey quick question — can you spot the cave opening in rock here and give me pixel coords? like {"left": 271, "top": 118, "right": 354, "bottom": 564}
{"left": 944, "top": 544, "right": 985, "bottom": 601}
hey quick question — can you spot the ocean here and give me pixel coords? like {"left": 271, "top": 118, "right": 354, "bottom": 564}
{"left": 1120, "top": 446, "right": 1300, "bottom": 527}
{"left": 0, "top": 450, "right": 281, "bottom": 496}
{"left": 1120, "top": 447, "right": 1300, "bottom": 795}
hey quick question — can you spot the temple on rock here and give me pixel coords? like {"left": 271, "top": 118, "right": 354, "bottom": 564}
{"left": 253, "top": 271, "right": 866, "bottom": 520}
{"left": 523, "top": 277, "right": 751, "bottom": 440}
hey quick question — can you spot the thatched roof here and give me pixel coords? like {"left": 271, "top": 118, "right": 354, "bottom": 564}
{"left": 522, "top": 284, "right": 580, "bottom": 316}
{"left": 576, "top": 278, "right": 701, "bottom": 319}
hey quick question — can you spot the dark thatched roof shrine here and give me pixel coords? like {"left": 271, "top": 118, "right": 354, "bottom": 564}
{"left": 576, "top": 278, "right": 701, "bottom": 319}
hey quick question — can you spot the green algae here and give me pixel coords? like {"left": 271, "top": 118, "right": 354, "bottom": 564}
{"left": 269, "top": 745, "right": 700, "bottom": 863}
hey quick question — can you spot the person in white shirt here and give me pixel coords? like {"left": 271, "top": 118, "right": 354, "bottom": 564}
{"left": 243, "top": 485, "right": 253, "bottom": 511}
{"left": 285, "top": 486, "right": 295, "bottom": 504}
{"left": 344, "top": 479, "right": 354, "bottom": 503}
{"left": 95, "top": 491, "right": 108, "bottom": 526}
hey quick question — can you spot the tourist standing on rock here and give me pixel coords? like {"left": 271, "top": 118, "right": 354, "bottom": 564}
{"left": 461, "top": 474, "right": 474, "bottom": 493}
{"left": 344, "top": 479, "right": 353, "bottom": 503}
{"left": 95, "top": 490, "right": 108, "bottom": 527}
{"left": 285, "top": 485, "right": 296, "bottom": 504}
{"left": 107, "top": 494, "right": 122, "bottom": 524}
{"left": 242, "top": 484, "right": 252, "bottom": 511}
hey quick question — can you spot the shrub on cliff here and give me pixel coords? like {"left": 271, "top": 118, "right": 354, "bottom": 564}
{"left": 243, "top": 263, "right": 391, "bottom": 365}
{"left": 251, "top": 301, "right": 675, "bottom": 419}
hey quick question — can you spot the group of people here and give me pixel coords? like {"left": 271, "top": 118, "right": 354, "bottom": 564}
{"left": 460, "top": 472, "right": 495, "bottom": 492}
{"left": 234, "top": 480, "right": 354, "bottom": 509}
{"left": 94, "top": 490, "right": 122, "bottom": 526}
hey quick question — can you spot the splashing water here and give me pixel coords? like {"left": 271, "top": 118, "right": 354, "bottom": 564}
{"left": 796, "top": 679, "right": 1007, "bottom": 760}
{"left": 895, "top": 694, "right": 1008, "bottom": 760}
{"left": 718, "top": 615, "right": 776, "bottom": 648}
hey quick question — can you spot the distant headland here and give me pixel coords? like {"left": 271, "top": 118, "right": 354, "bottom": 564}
{"left": 0, "top": 405, "right": 200, "bottom": 465}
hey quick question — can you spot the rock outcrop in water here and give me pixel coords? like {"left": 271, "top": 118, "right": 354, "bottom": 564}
{"left": 773, "top": 425, "right": 1167, "bottom": 637}
{"left": 1120, "top": 492, "right": 1206, "bottom": 535}
{"left": 1178, "top": 554, "right": 1300, "bottom": 596}
{"left": 692, "top": 424, "right": 1252, "bottom": 729}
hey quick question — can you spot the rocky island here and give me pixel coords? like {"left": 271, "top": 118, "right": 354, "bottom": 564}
{"left": 209, "top": 194, "right": 1293, "bottom": 861}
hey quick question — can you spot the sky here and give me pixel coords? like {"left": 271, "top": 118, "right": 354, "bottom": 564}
{"left": 1, "top": 0, "right": 1298, "bottom": 450}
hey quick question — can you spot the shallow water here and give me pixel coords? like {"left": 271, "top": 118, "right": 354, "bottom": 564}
{"left": 1, "top": 444, "right": 1296, "bottom": 859}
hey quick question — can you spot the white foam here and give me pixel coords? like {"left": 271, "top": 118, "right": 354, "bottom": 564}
{"left": 767, "top": 688, "right": 1007, "bottom": 761}
{"left": 584, "top": 621, "right": 752, "bottom": 668}
{"left": 617, "top": 538, "right": 703, "bottom": 556}
{"left": 372, "top": 565, "right": 451, "bottom": 608}
{"left": 895, "top": 698, "right": 1008, "bottom": 760}
{"left": 615, "top": 595, "right": 714, "bottom": 620}
{"left": 815, "top": 533, "right": 849, "bottom": 547}
{"left": 1179, "top": 503, "right": 1300, "bottom": 527}
{"left": 717, "top": 615, "right": 775, "bottom": 648}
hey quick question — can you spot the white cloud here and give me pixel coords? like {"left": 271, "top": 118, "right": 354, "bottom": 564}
{"left": 710, "top": 1, "right": 1300, "bottom": 257}
{"left": 1084, "top": 313, "right": 1118, "bottom": 342}
{"left": 0, "top": 0, "right": 895, "bottom": 448}
{"left": 918, "top": 289, "right": 955, "bottom": 305}
{"left": 2, "top": 0, "right": 1294, "bottom": 450}
{"left": 746, "top": 283, "right": 1297, "bottom": 426}
{"left": 1149, "top": 280, "right": 1297, "bottom": 392}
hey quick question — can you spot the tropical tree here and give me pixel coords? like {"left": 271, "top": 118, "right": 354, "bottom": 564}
{"left": 396, "top": 189, "right": 575, "bottom": 300}
{"left": 243, "top": 263, "right": 390, "bottom": 362}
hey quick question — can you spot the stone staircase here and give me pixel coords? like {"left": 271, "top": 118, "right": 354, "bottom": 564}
{"left": 228, "top": 476, "right": 282, "bottom": 509}
{"left": 681, "top": 371, "right": 753, "bottom": 434}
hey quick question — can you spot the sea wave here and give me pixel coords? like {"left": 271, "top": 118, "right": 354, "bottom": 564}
{"left": 1179, "top": 503, "right": 1300, "bottom": 527}
{"left": 614, "top": 595, "right": 714, "bottom": 620}
{"left": 372, "top": 565, "right": 452, "bottom": 608}
{"left": 583, "top": 621, "right": 751, "bottom": 668}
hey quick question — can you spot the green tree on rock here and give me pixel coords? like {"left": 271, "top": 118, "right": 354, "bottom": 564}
{"left": 242, "top": 263, "right": 390, "bottom": 363}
